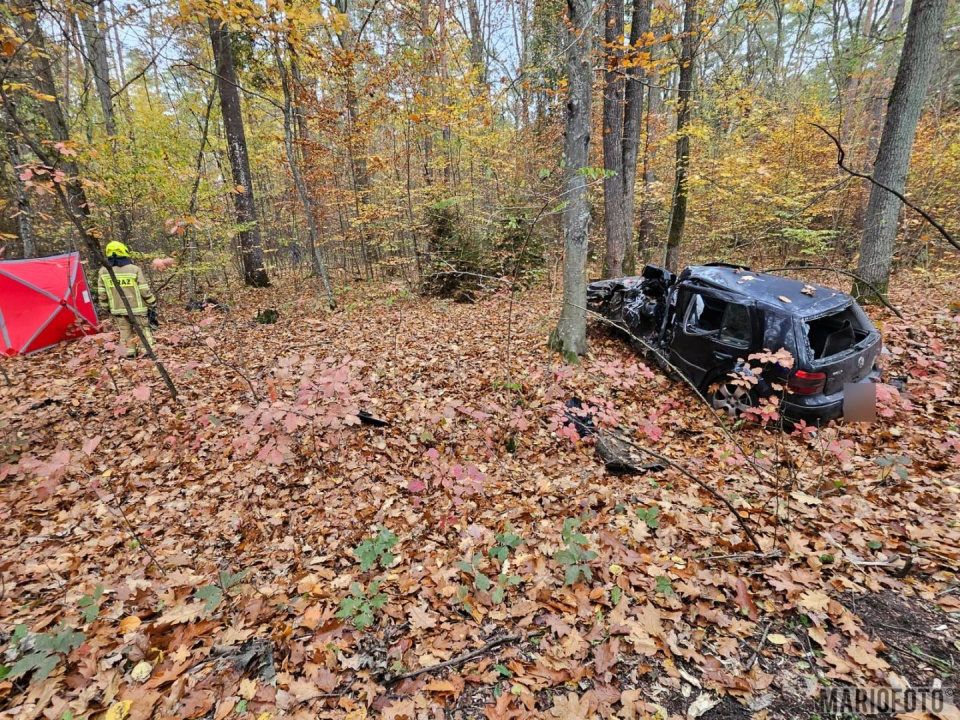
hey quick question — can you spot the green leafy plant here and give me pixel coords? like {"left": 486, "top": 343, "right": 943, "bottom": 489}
{"left": 876, "top": 455, "right": 912, "bottom": 482}
{"left": 554, "top": 516, "right": 597, "bottom": 585}
{"left": 489, "top": 525, "right": 524, "bottom": 562}
{"left": 637, "top": 505, "right": 660, "bottom": 529}
{"left": 336, "top": 581, "right": 387, "bottom": 629}
{"left": 354, "top": 527, "right": 399, "bottom": 571}
{"left": 655, "top": 575, "right": 674, "bottom": 596}
{"left": 0, "top": 624, "right": 86, "bottom": 682}
{"left": 78, "top": 583, "right": 104, "bottom": 624}
{"left": 196, "top": 569, "right": 248, "bottom": 615}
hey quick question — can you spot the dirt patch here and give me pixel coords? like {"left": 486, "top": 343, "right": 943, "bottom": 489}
{"left": 844, "top": 589, "right": 959, "bottom": 688}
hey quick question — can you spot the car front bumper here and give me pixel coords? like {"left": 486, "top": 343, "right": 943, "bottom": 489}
{"left": 782, "top": 368, "right": 882, "bottom": 423}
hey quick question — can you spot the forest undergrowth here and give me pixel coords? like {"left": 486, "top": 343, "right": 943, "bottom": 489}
{"left": 1, "top": 267, "right": 958, "bottom": 720}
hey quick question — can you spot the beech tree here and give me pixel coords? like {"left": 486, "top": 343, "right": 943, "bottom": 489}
{"left": 854, "top": 0, "right": 948, "bottom": 299}
{"left": 549, "top": 0, "right": 594, "bottom": 358}
{"left": 602, "top": 0, "right": 650, "bottom": 278}
{"left": 208, "top": 17, "right": 270, "bottom": 288}
{"left": 663, "top": 0, "right": 698, "bottom": 273}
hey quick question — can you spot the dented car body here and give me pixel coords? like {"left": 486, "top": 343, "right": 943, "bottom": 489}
{"left": 587, "top": 263, "right": 883, "bottom": 422}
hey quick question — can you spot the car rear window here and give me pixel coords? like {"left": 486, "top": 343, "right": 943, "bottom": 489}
{"left": 804, "top": 304, "right": 870, "bottom": 359}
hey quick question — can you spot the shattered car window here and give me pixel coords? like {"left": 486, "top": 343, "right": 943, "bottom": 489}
{"left": 686, "top": 295, "right": 725, "bottom": 335}
{"left": 719, "top": 304, "right": 751, "bottom": 348}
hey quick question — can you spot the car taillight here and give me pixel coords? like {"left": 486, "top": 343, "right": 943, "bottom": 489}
{"left": 788, "top": 370, "right": 826, "bottom": 395}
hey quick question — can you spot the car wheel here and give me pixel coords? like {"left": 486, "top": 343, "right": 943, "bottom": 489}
{"left": 710, "top": 382, "right": 756, "bottom": 418}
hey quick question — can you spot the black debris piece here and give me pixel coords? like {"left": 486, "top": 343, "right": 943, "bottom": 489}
{"left": 358, "top": 410, "right": 389, "bottom": 427}
{"left": 563, "top": 398, "right": 597, "bottom": 438}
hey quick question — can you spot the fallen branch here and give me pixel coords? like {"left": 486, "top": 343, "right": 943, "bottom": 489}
{"left": 746, "top": 620, "right": 772, "bottom": 670}
{"left": 605, "top": 429, "right": 763, "bottom": 552}
{"left": 811, "top": 123, "right": 958, "bottom": 252}
{"left": 385, "top": 634, "right": 521, "bottom": 685}
{"left": 703, "top": 551, "right": 781, "bottom": 562}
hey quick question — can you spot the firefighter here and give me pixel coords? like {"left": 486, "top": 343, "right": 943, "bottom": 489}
{"left": 97, "top": 242, "right": 157, "bottom": 358}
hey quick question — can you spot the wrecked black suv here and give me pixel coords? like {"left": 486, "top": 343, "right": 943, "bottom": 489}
{"left": 587, "top": 263, "right": 883, "bottom": 423}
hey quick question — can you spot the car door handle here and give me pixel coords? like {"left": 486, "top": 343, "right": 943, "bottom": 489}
{"left": 713, "top": 351, "right": 733, "bottom": 361}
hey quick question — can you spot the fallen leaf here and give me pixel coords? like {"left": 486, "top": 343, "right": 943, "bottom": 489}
{"left": 105, "top": 700, "right": 132, "bottom": 720}
{"left": 734, "top": 579, "right": 759, "bottom": 621}
{"left": 408, "top": 603, "right": 438, "bottom": 630}
{"left": 119, "top": 615, "right": 141, "bottom": 634}
{"left": 778, "top": 295, "right": 792, "bottom": 303}
{"left": 798, "top": 590, "right": 831, "bottom": 613}
{"left": 239, "top": 678, "right": 258, "bottom": 700}
{"left": 130, "top": 661, "right": 152, "bottom": 682}
{"left": 766, "top": 633, "right": 789, "bottom": 645}
{"left": 687, "top": 693, "right": 721, "bottom": 718}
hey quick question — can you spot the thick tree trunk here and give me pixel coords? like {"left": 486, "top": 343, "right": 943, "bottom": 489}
{"left": 549, "top": 0, "right": 593, "bottom": 359}
{"left": 208, "top": 17, "right": 270, "bottom": 287}
{"left": 854, "top": 0, "right": 947, "bottom": 299}
{"left": 621, "top": 0, "right": 651, "bottom": 274}
{"left": 864, "top": 0, "right": 907, "bottom": 165}
{"left": 663, "top": 0, "right": 697, "bottom": 273}
{"left": 602, "top": 0, "right": 628, "bottom": 279}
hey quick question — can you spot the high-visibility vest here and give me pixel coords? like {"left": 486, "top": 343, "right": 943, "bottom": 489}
{"left": 97, "top": 264, "right": 156, "bottom": 316}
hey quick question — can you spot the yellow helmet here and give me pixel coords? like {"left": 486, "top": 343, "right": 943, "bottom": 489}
{"left": 105, "top": 241, "right": 130, "bottom": 258}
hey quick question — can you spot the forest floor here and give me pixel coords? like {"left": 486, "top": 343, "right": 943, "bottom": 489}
{"left": 1, "top": 266, "right": 959, "bottom": 720}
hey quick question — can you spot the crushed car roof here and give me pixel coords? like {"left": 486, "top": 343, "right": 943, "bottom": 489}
{"left": 679, "top": 264, "right": 852, "bottom": 315}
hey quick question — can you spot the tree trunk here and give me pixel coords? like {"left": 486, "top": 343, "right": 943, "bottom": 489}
{"left": 2, "top": 120, "right": 34, "bottom": 258}
{"left": 621, "top": 0, "right": 651, "bottom": 275}
{"left": 663, "top": 0, "right": 698, "bottom": 273}
{"left": 275, "top": 47, "right": 336, "bottom": 308}
{"left": 208, "top": 17, "right": 270, "bottom": 287}
{"left": 78, "top": 0, "right": 134, "bottom": 243}
{"left": 549, "top": 0, "right": 593, "bottom": 359}
{"left": 864, "top": 0, "right": 907, "bottom": 165}
{"left": 466, "top": 0, "right": 486, "bottom": 91}
{"left": 854, "top": 0, "right": 947, "bottom": 300}
{"left": 602, "top": 0, "right": 628, "bottom": 279}
{"left": 638, "top": 37, "right": 661, "bottom": 259}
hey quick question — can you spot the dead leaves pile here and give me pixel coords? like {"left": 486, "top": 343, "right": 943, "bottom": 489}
{"left": 0, "top": 271, "right": 958, "bottom": 719}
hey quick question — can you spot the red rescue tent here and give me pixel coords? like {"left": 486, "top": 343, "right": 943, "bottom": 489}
{"left": 0, "top": 252, "right": 99, "bottom": 356}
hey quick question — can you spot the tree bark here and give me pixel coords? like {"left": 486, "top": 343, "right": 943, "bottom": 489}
{"left": 854, "top": 0, "right": 947, "bottom": 299}
{"left": 638, "top": 35, "right": 661, "bottom": 258}
{"left": 663, "top": 0, "right": 698, "bottom": 273}
{"left": 602, "top": 0, "right": 628, "bottom": 279}
{"left": 77, "top": 0, "right": 134, "bottom": 243}
{"left": 466, "top": 0, "right": 487, "bottom": 91}
{"left": 549, "top": 0, "right": 593, "bottom": 359}
{"left": 621, "top": 0, "right": 650, "bottom": 274}
{"left": 208, "top": 17, "right": 270, "bottom": 287}
{"left": 2, "top": 119, "right": 34, "bottom": 257}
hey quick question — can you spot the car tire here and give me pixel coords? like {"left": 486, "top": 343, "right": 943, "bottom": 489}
{"left": 709, "top": 381, "right": 757, "bottom": 419}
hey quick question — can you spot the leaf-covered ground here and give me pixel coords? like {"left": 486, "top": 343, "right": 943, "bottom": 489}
{"left": 1, "top": 270, "right": 959, "bottom": 720}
